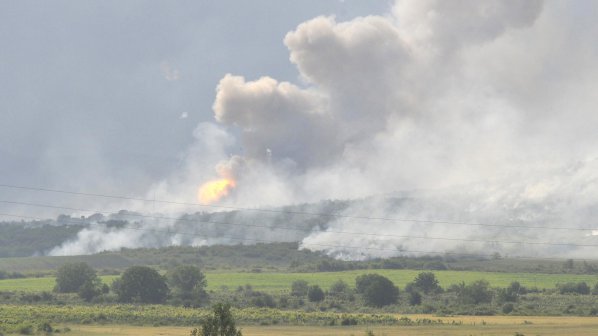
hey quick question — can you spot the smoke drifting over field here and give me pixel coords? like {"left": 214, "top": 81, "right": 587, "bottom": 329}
{"left": 50, "top": 1, "right": 598, "bottom": 258}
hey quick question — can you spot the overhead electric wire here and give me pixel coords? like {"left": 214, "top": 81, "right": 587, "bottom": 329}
{"left": 0, "top": 183, "right": 594, "bottom": 232}
{"left": 1, "top": 212, "right": 595, "bottom": 262}
{"left": 1, "top": 199, "right": 597, "bottom": 249}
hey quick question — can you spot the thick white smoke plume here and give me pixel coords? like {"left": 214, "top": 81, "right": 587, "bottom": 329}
{"left": 51, "top": 0, "right": 598, "bottom": 258}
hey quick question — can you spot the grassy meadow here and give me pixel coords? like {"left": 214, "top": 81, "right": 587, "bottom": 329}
{"left": 2, "top": 241, "right": 598, "bottom": 334}
{"left": 1, "top": 269, "right": 597, "bottom": 293}
{"left": 204, "top": 269, "right": 598, "bottom": 292}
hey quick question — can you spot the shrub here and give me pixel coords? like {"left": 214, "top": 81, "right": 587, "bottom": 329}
{"left": 502, "top": 303, "right": 515, "bottom": 314}
{"left": 355, "top": 274, "right": 399, "bottom": 307}
{"left": 558, "top": 282, "right": 590, "bottom": 295}
{"left": 307, "top": 285, "right": 325, "bottom": 302}
{"left": 291, "top": 280, "right": 309, "bottom": 297}
{"left": 411, "top": 272, "right": 441, "bottom": 294}
{"left": 456, "top": 280, "right": 493, "bottom": 304}
{"left": 167, "top": 265, "right": 208, "bottom": 306}
{"left": 408, "top": 291, "right": 422, "bottom": 305}
{"left": 17, "top": 324, "right": 34, "bottom": 335}
{"left": 329, "top": 280, "right": 349, "bottom": 295}
{"left": 190, "top": 303, "right": 242, "bottom": 336}
{"left": 250, "top": 292, "right": 276, "bottom": 308}
{"left": 116, "top": 266, "right": 169, "bottom": 303}
{"left": 37, "top": 321, "right": 53, "bottom": 333}
{"left": 341, "top": 317, "right": 358, "bottom": 326}
{"left": 54, "top": 262, "right": 98, "bottom": 293}
{"left": 497, "top": 281, "right": 527, "bottom": 303}
{"left": 78, "top": 279, "right": 102, "bottom": 302}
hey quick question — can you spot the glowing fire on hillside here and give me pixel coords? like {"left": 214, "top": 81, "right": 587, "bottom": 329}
{"left": 198, "top": 178, "right": 236, "bottom": 204}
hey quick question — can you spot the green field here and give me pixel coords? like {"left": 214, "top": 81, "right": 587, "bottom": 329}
{"left": 1, "top": 269, "right": 597, "bottom": 293}
{"left": 0, "top": 275, "right": 117, "bottom": 292}
{"left": 205, "top": 269, "right": 598, "bottom": 292}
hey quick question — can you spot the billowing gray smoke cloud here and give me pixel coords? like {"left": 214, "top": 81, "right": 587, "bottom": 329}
{"left": 51, "top": 0, "right": 598, "bottom": 258}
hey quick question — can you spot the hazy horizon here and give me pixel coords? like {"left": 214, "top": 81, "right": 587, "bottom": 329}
{"left": 3, "top": 1, "right": 598, "bottom": 259}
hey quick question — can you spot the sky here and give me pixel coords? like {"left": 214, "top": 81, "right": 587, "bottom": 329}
{"left": 3, "top": 1, "right": 598, "bottom": 258}
{"left": 0, "top": 0, "right": 389, "bottom": 204}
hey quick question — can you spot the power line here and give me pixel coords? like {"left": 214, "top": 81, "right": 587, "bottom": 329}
{"left": 1, "top": 199, "right": 597, "bottom": 249}
{"left": 0, "top": 183, "right": 593, "bottom": 232}
{"left": 1, "top": 212, "right": 593, "bottom": 262}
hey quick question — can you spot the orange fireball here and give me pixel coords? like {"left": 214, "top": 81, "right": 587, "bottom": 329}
{"left": 198, "top": 178, "right": 236, "bottom": 204}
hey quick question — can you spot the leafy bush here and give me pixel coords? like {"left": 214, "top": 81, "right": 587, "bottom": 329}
{"left": 355, "top": 274, "right": 398, "bottom": 307}
{"left": 455, "top": 280, "right": 493, "bottom": 304}
{"left": 17, "top": 324, "right": 34, "bottom": 335}
{"left": 167, "top": 265, "right": 208, "bottom": 306}
{"left": 329, "top": 280, "right": 349, "bottom": 295}
{"left": 190, "top": 303, "right": 242, "bottom": 336}
{"left": 558, "top": 282, "right": 590, "bottom": 295}
{"left": 341, "top": 317, "right": 358, "bottom": 325}
{"left": 78, "top": 279, "right": 102, "bottom": 302}
{"left": 408, "top": 291, "right": 422, "bottom": 305}
{"left": 410, "top": 272, "right": 441, "bottom": 294}
{"left": 291, "top": 280, "right": 309, "bottom": 297}
{"left": 502, "top": 303, "right": 514, "bottom": 314}
{"left": 54, "top": 262, "right": 98, "bottom": 293}
{"left": 307, "top": 285, "right": 325, "bottom": 302}
{"left": 37, "top": 321, "right": 53, "bottom": 333}
{"left": 250, "top": 292, "right": 276, "bottom": 308}
{"left": 115, "top": 266, "right": 168, "bottom": 303}
{"left": 497, "top": 282, "right": 524, "bottom": 303}
{"left": 0, "top": 270, "right": 25, "bottom": 280}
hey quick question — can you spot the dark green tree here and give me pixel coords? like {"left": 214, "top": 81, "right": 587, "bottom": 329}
{"left": 411, "top": 272, "right": 441, "bottom": 294}
{"left": 78, "top": 279, "right": 102, "bottom": 302}
{"left": 116, "top": 266, "right": 168, "bottom": 303}
{"left": 54, "top": 262, "right": 98, "bottom": 293}
{"left": 496, "top": 281, "right": 524, "bottom": 303}
{"left": 190, "top": 303, "right": 242, "bottom": 336}
{"left": 307, "top": 285, "right": 325, "bottom": 302}
{"left": 408, "top": 290, "right": 422, "bottom": 305}
{"left": 502, "top": 303, "right": 514, "bottom": 314}
{"left": 329, "top": 279, "right": 349, "bottom": 295}
{"left": 291, "top": 280, "right": 309, "bottom": 297}
{"left": 557, "top": 281, "right": 590, "bottom": 295}
{"left": 167, "top": 265, "right": 208, "bottom": 306}
{"left": 355, "top": 274, "right": 399, "bottom": 307}
{"left": 249, "top": 292, "right": 276, "bottom": 308}
{"left": 456, "top": 280, "right": 493, "bottom": 304}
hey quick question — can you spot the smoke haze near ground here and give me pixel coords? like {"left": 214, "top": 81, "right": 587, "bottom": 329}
{"left": 45, "top": 0, "right": 598, "bottom": 258}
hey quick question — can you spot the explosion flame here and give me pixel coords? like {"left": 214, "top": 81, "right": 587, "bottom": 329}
{"left": 198, "top": 178, "right": 236, "bottom": 204}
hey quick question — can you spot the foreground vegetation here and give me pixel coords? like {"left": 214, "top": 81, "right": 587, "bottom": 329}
{"left": 0, "top": 304, "right": 398, "bottom": 334}
{"left": 58, "top": 317, "right": 598, "bottom": 336}
{"left": 2, "top": 241, "right": 598, "bottom": 335}
{"left": 5, "top": 313, "right": 598, "bottom": 336}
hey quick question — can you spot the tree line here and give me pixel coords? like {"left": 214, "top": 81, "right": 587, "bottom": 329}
{"left": 51, "top": 262, "right": 598, "bottom": 317}
{"left": 54, "top": 262, "right": 207, "bottom": 305}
